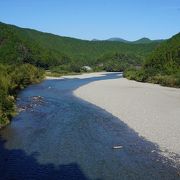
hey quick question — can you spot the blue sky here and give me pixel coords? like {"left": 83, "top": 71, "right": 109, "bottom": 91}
{"left": 0, "top": 0, "right": 179, "bottom": 40}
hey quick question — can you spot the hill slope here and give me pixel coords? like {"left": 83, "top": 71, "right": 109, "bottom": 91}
{"left": 125, "top": 33, "right": 180, "bottom": 87}
{"left": 92, "top": 37, "right": 164, "bottom": 44}
{"left": 0, "top": 22, "right": 161, "bottom": 69}
{"left": 133, "top": 38, "right": 152, "bottom": 44}
{"left": 106, "top": 37, "right": 129, "bottom": 43}
{"left": 133, "top": 38, "right": 164, "bottom": 44}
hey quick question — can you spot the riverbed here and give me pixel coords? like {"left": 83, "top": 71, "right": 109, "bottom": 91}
{"left": 0, "top": 72, "right": 179, "bottom": 179}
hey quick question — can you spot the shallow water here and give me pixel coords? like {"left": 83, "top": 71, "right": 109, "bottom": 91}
{"left": 0, "top": 73, "right": 179, "bottom": 180}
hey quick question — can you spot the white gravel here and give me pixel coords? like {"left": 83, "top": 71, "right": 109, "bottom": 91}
{"left": 73, "top": 72, "right": 180, "bottom": 157}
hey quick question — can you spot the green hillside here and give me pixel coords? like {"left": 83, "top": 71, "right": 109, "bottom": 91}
{"left": 133, "top": 38, "right": 164, "bottom": 44}
{"left": 0, "top": 22, "right": 160, "bottom": 69}
{"left": 125, "top": 33, "right": 180, "bottom": 87}
{"left": 93, "top": 37, "right": 164, "bottom": 44}
{"left": 105, "top": 37, "right": 129, "bottom": 43}
{"left": 133, "top": 37, "right": 152, "bottom": 44}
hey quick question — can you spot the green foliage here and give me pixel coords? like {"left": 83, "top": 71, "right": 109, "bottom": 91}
{"left": 0, "top": 22, "right": 160, "bottom": 69}
{"left": 124, "top": 68, "right": 147, "bottom": 82}
{"left": 0, "top": 64, "right": 44, "bottom": 128}
{"left": 148, "top": 73, "right": 180, "bottom": 87}
{"left": 50, "top": 63, "right": 81, "bottom": 74}
{"left": 125, "top": 33, "right": 180, "bottom": 87}
{"left": 96, "top": 52, "right": 143, "bottom": 72}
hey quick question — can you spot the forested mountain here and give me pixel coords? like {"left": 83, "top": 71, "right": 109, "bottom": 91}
{"left": 133, "top": 38, "right": 152, "bottom": 44}
{"left": 133, "top": 38, "right": 164, "bottom": 44}
{"left": 144, "top": 33, "right": 180, "bottom": 74}
{"left": 125, "top": 33, "right": 180, "bottom": 87}
{"left": 92, "top": 37, "right": 164, "bottom": 44}
{"left": 0, "top": 22, "right": 161, "bottom": 69}
{"left": 105, "top": 37, "right": 129, "bottom": 43}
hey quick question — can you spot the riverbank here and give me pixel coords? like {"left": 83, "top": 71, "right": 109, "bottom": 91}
{"left": 0, "top": 64, "right": 44, "bottom": 129}
{"left": 72, "top": 72, "right": 180, "bottom": 159}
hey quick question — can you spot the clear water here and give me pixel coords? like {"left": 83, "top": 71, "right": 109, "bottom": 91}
{"left": 0, "top": 73, "right": 179, "bottom": 180}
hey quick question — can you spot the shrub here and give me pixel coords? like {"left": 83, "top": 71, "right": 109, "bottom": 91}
{"left": 0, "top": 63, "right": 44, "bottom": 128}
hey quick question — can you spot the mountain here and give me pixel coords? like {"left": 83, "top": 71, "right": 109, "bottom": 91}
{"left": 125, "top": 32, "right": 180, "bottom": 87}
{"left": 133, "top": 37, "right": 152, "bottom": 44}
{"left": 0, "top": 21, "right": 161, "bottom": 69}
{"left": 92, "top": 37, "right": 164, "bottom": 44}
{"left": 105, "top": 37, "right": 129, "bottom": 43}
{"left": 144, "top": 33, "right": 180, "bottom": 74}
{"left": 133, "top": 38, "right": 164, "bottom": 44}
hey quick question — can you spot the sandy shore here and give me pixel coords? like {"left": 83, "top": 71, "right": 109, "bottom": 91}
{"left": 71, "top": 72, "right": 180, "bottom": 158}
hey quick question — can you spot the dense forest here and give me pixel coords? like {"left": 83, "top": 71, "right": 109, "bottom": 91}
{"left": 125, "top": 33, "right": 180, "bottom": 87}
{"left": 0, "top": 22, "right": 160, "bottom": 70}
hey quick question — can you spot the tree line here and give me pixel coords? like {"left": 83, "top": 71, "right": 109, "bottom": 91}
{"left": 124, "top": 33, "right": 180, "bottom": 87}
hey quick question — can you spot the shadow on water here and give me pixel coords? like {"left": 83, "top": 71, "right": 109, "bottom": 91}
{"left": 0, "top": 138, "right": 88, "bottom": 180}
{"left": 0, "top": 72, "right": 179, "bottom": 180}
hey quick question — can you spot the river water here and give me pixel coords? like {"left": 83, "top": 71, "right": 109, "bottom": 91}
{"left": 0, "top": 73, "right": 179, "bottom": 179}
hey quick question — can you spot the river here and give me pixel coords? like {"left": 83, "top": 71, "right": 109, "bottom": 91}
{"left": 0, "top": 72, "right": 179, "bottom": 179}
